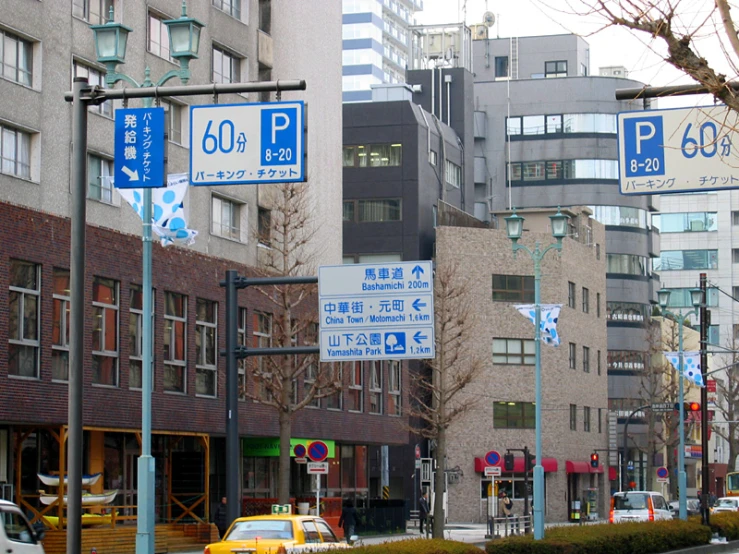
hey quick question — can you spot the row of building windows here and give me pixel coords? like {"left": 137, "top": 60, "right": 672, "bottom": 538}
{"left": 506, "top": 113, "right": 616, "bottom": 136}
{"left": 567, "top": 281, "right": 601, "bottom": 317}
{"left": 343, "top": 199, "right": 401, "bottom": 223}
{"left": 590, "top": 206, "right": 648, "bottom": 229}
{"left": 654, "top": 250, "right": 718, "bottom": 271}
{"left": 493, "top": 337, "right": 602, "bottom": 375}
{"left": 652, "top": 212, "right": 717, "bottom": 233}
{"left": 10, "top": 259, "right": 402, "bottom": 413}
{"left": 493, "top": 401, "right": 603, "bottom": 433}
{"left": 606, "top": 254, "right": 648, "bottom": 276}
{"left": 2, "top": 4, "right": 248, "bottom": 93}
{"left": 343, "top": 144, "right": 402, "bottom": 167}
{"left": 508, "top": 159, "right": 618, "bottom": 182}
{"left": 494, "top": 57, "right": 570, "bottom": 79}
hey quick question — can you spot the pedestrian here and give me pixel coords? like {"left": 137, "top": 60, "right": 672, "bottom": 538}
{"left": 500, "top": 491, "right": 516, "bottom": 534}
{"left": 214, "top": 496, "right": 228, "bottom": 539}
{"left": 338, "top": 500, "right": 358, "bottom": 540}
{"left": 419, "top": 491, "right": 430, "bottom": 535}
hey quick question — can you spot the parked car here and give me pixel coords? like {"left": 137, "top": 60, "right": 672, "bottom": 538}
{"left": 0, "top": 499, "right": 46, "bottom": 554}
{"left": 668, "top": 499, "right": 701, "bottom": 517}
{"left": 203, "top": 514, "right": 356, "bottom": 554}
{"left": 610, "top": 491, "right": 672, "bottom": 523}
{"left": 712, "top": 497, "right": 739, "bottom": 513}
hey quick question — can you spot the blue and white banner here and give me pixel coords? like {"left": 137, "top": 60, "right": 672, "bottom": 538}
{"left": 514, "top": 304, "right": 562, "bottom": 346}
{"left": 664, "top": 351, "right": 705, "bottom": 387}
{"left": 115, "top": 173, "right": 198, "bottom": 247}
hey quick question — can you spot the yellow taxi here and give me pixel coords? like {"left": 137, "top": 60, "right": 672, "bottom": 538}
{"left": 203, "top": 514, "right": 355, "bottom": 554}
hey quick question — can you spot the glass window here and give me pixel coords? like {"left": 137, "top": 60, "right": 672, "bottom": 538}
{"left": 445, "top": 160, "right": 461, "bottom": 187}
{"left": 148, "top": 13, "right": 174, "bottom": 62}
{"left": 258, "top": 206, "right": 271, "bottom": 246}
{"left": 129, "top": 284, "right": 154, "bottom": 390}
{"left": 492, "top": 274, "right": 534, "bottom": 302}
{"left": 87, "top": 154, "right": 114, "bottom": 204}
{"left": 73, "top": 62, "right": 112, "bottom": 117}
{"left": 9, "top": 260, "right": 39, "bottom": 378}
{"left": 583, "top": 346, "right": 590, "bottom": 373}
{"left": 506, "top": 117, "right": 522, "bottom": 136}
{"left": 652, "top": 212, "right": 717, "bottom": 233}
{"left": 546, "top": 115, "right": 562, "bottom": 133}
{"left": 212, "top": 195, "right": 242, "bottom": 240}
{"left": 522, "top": 161, "right": 545, "bottom": 181}
{"left": 494, "top": 401, "right": 534, "bottom": 428}
{"left": 325, "top": 362, "right": 343, "bottom": 410}
{"left": 343, "top": 144, "right": 401, "bottom": 167}
{"left": 582, "top": 287, "right": 589, "bottom": 313}
{"left": 195, "top": 298, "right": 217, "bottom": 397}
{"left": 495, "top": 56, "right": 509, "bottom": 78}
{"left": 522, "top": 115, "right": 545, "bottom": 135}
{"left": 654, "top": 250, "right": 718, "bottom": 271}
{"left": 52, "top": 268, "right": 70, "bottom": 381}
{"left": 343, "top": 201, "right": 355, "bottom": 222}
{"left": 583, "top": 406, "right": 591, "bottom": 432}
{"left": 315, "top": 520, "right": 338, "bottom": 543}
{"left": 162, "top": 100, "right": 183, "bottom": 144}
{"left": 342, "top": 146, "right": 356, "bottom": 167}
{"left": 164, "top": 291, "right": 187, "bottom": 393}
{"left": 568, "top": 282, "right": 576, "bottom": 309}
{"left": 252, "top": 312, "right": 272, "bottom": 401}
{"left": 493, "top": 338, "right": 535, "bottom": 365}
{"left": 569, "top": 343, "right": 576, "bottom": 369}
{"left": 1, "top": 508, "right": 36, "bottom": 544}
{"left": 213, "top": 0, "right": 242, "bottom": 19}
{"left": 388, "top": 360, "right": 401, "bottom": 416}
{"left": 73, "top": 0, "right": 113, "bottom": 24}
{"left": 546, "top": 161, "right": 562, "bottom": 180}
{"left": 0, "top": 29, "right": 33, "bottom": 86}
{"left": 570, "top": 404, "right": 577, "bottom": 430}
{"left": 368, "top": 360, "right": 382, "bottom": 414}
{"left": 1, "top": 124, "right": 31, "bottom": 179}
{"left": 591, "top": 206, "right": 647, "bottom": 228}
{"left": 545, "top": 60, "right": 567, "bottom": 78}
{"left": 348, "top": 361, "right": 363, "bottom": 412}
{"left": 92, "top": 277, "right": 119, "bottom": 386}
{"left": 213, "top": 45, "right": 241, "bottom": 84}
{"left": 357, "top": 199, "right": 401, "bottom": 222}
{"left": 606, "top": 254, "right": 647, "bottom": 275}
{"left": 508, "top": 163, "right": 522, "bottom": 181}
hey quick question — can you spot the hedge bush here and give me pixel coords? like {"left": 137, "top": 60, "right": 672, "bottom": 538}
{"left": 348, "top": 538, "right": 481, "bottom": 554}
{"left": 709, "top": 511, "right": 739, "bottom": 540}
{"left": 484, "top": 519, "right": 711, "bottom": 554}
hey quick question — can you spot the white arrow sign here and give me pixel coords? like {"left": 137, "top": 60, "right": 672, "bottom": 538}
{"left": 121, "top": 166, "right": 140, "bottom": 181}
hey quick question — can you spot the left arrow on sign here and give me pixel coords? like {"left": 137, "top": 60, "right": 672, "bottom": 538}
{"left": 413, "top": 331, "right": 428, "bottom": 344}
{"left": 122, "top": 166, "right": 139, "bottom": 181}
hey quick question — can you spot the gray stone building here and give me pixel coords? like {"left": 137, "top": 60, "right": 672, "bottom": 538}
{"left": 469, "top": 34, "right": 661, "bottom": 489}
{"left": 0, "top": 0, "right": 342, "bottom": 267}
{"left": 436, "top": 207, "right": 609, "bottom": 523}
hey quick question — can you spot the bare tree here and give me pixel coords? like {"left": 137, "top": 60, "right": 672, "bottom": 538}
{"left": 574, "top": 0, "right": 739, "bottom": 110}
{"left": 248, "top": 183, "right": 341, "bottom": 504}
{"left": 406, "top": 261, "right": 484, "bottom": 538}
{"left": 710, "top": 338, "right": 739, "bottom": 472}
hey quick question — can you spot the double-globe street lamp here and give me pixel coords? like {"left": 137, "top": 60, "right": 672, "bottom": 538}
{"left": 657, "top": 287, "right": 703, "bottom": 521}
{"left": 505, "top": 208, "right": 569, "bottom": 540}
{"left": 90, "top": 4, "right": 203, "bottom": 553}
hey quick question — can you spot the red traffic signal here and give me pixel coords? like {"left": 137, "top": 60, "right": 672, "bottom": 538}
{"left": 686, "top": 401, "right": 701, "bottom": 412}
{"left": 590, "top": 452, "right": 599, "bottom": 468}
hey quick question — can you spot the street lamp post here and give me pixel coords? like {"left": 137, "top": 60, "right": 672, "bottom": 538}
{"left": 657, "top": 287, "right": 703, "bottom": 521}
{"left": 505, "top": 207, "right": 569, "bottom": 541}
{"left": 90, "top": 4, "right": 203, "bottom": 553}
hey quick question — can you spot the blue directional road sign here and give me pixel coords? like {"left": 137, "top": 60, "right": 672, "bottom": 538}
{"left": 189, "top": 101, "right": 305, "bottom": 186}
{"left": 618, "top": 105, "right": 739, "bottom": 195}
{"left": 318, "top": 261, "right": 435, "bottom": 362}
{"left": 114, "top": 107, "right": 165, "bottom": 189}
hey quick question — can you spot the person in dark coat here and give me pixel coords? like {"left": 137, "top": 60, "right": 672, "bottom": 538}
{"left": 338, "top": 500, "right": 358, "bottom": 539}
{"left": 214, "top": 496, "right": 228, "bottom": 538}
{"left": 419, "top": 491, "right": 430, "bottom": 535}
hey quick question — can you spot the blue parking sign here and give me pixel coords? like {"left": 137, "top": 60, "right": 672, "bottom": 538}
{"left": 260, "top": 107, "right": 298, "bottom": 166}
{"left": 114, "top": 107, "right": 165, "bottom": 188}
{"left": 623, "top": 115, "right": 665, "bottom": 177}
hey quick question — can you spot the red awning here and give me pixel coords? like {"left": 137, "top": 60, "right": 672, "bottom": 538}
{"left": 566, "top": 460, "right": 605, "bottom": 474}
{"left": 474, "top": 457, "right": 558, "bottom": 473}
{"left": 609, "top": 466, "right": 617, "bottom": 481}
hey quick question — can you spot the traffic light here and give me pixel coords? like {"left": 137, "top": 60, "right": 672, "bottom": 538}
{"left": 504, "top": 452, "right": 514, "bottom": 471}
{"left": 674, "top": 402, "right": 701, "bottom": 420}
{"left": 526, "top": 453, "right": 536, "bottom": 471}
{"left": 590, "top": 452, "right": 599, "bottom": 468}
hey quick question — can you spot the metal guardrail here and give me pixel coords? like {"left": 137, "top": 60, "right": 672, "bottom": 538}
{"left": 486, "top": 515, "right": 532, "bottom": 538}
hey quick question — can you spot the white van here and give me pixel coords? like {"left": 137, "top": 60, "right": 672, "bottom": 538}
{"left": 0, "top": 500, "right": 46, "bottom": 553}
{"left": 610, "top": 491, "right": 672, "bottom": 523}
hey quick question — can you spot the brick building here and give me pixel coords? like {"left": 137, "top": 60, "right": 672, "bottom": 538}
{"left": 435, "top": 208, "right": 610, "bottom": 523}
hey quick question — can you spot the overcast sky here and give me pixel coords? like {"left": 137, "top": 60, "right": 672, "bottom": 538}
{"left": 416, "top": 0, "right": 732, "bottom": 108}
